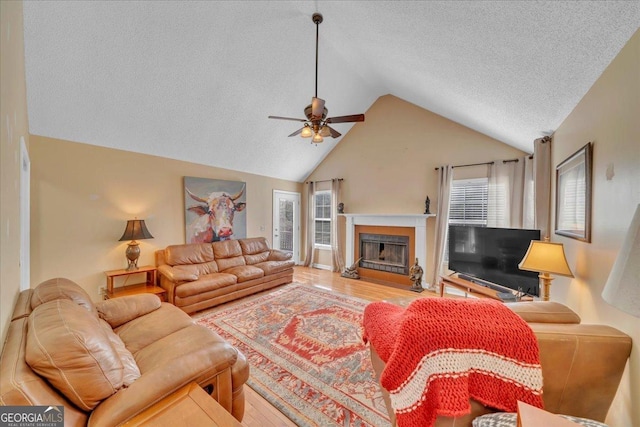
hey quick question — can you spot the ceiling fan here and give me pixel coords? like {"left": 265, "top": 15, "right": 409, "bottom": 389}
{"left": 268, "top": 13, "right": 365, "bottom": 144}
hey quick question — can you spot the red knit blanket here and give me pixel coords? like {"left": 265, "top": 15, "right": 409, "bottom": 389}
{"left": 363, "top": 298, "right": 543, "bottom": 427}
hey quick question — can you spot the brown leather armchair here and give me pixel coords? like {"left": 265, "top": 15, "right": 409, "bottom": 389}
{"left": 1, "top": 278, "right": 249, "bottom": 426}
{"left": 368, "top": 301, "right": 631, "bottom": 427}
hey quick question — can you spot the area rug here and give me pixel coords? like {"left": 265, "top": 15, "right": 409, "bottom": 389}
{"left": 194, "top": 283, "right": 390, "bottom": 427}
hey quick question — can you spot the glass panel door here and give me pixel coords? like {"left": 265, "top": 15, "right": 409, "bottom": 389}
{"left": 273, "top": 190, "right": 300, "bottom": 263}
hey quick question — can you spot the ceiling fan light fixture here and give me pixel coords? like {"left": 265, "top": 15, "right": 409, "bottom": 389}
{"left": 301, "top": 125, "right": 313, "bottom": 138}
{"left": 312, "top": 133, "right": 324, "bottom": 143}
{"left": 319, "top": 125, "right": 330, "bottom": 137}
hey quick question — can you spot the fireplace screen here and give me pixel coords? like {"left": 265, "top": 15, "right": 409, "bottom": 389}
{"left": 359, "top": 233, "right": 410, "bottom": 275}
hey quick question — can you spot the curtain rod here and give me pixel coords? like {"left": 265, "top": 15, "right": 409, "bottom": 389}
{"left": 305, "top": 178, "right": 344, "bottom": 184}
{"left": 434, "top": 156, "right": 533, "bottom": 171}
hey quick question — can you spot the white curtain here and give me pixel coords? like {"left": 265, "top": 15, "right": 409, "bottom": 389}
{"left": 522, "top": 156, "right": 535, "bottom": 229}
{"left": 330, "top": 179, "right": 345, "bottom": 272}
{"left": 533, "top": 136, "right": 552, "bottom": 238}
{"left": 303, "top": 181, "right": 316, "bottom": 267}
{"left": 488, "top": 157, "right": 534, "bottom": 229}
{"left": 430, "top": 165, "right": 453, "bottom": 290}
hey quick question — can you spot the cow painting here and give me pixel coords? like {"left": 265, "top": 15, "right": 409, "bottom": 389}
{"left": 184, "top": 177, "right": 247, "bottom": 243}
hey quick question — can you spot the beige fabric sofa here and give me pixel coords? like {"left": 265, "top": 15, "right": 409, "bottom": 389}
{"left": 0, "top": 278, "right": 249, "bottom": 426}
{"left": 156, "top": 237, "right": 294, "bottom": 314}
{"left": 368, "top": 301, "right": 632, "bottom": 427}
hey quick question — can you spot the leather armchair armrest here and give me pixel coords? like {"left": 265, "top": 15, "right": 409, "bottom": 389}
{"left": 96, "top": 294, "right": 162, "bottom": 328}
{"left": 506, "top": 301, "right": 581, "bottom": 324}
{"left": 89, "top": 363, "right": 235, "bottom": 427}
{"left": 268, "top": 250, "right": 293, "bottom": 262}
{"left": 157, "top": 264, "right": 198, "bottom": 282}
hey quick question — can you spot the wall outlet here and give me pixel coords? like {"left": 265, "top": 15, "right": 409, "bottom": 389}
{"left": 99, "top": 286, "right": 106, "bottom": 296}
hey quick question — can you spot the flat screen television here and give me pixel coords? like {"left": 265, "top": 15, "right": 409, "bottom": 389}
{"left": 448, "top": 225, "right": 541, "bottom": 297}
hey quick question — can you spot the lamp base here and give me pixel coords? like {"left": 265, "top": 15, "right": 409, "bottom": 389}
{"left": 539, "top": 273, "right": 554, "bottom": 301}
{"left": 125, "top": 241, "right": 140, "bottom": 271}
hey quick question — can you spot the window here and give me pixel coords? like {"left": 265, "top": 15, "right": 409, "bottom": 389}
{"left": 314, "top": 191, "right": 331, "bottom": 246}
{"left": 449, "top": 178, "right": 489, "bottom": 226}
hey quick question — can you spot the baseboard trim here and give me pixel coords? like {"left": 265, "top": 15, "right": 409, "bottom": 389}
{"left": 312, "top": 263, "right": 332, "bottom": 271}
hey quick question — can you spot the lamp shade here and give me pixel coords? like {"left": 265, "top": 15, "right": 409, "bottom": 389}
{"left": 119, "top": 219, "right": 154, "bottom": 241}
{"left": 518, "top": 240, "right": 574, "bottom": 277}
{"left": 602, "top": 204, "right": 640, "bottom": 317}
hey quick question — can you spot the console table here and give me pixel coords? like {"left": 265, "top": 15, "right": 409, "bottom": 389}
{"left": 440, "top": 275, "right": 502, "bottom": 300}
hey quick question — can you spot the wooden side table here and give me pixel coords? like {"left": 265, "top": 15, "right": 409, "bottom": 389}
{"left": 121, "top": 382, "right": 242, "bottom": 426}
{"left": 104, "top": 265, "right": 166, "bottom": 301}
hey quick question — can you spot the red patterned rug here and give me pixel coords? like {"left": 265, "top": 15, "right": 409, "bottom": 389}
{"left": 194, "top": 283, "right": 390, "bottom": 427}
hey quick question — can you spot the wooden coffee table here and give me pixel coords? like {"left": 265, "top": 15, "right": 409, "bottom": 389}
{"left": 122, "top": 382, "right": 242, "bottom": 426}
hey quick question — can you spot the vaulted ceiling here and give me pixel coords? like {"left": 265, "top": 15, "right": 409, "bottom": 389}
{"left": 22, "top": 1, "right": 639, "bottom": 182}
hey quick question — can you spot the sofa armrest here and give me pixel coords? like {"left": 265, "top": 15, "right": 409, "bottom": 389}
{"left": 89, "top": 362, "right": 236, "bottom": 427}
{"left": 268, "top": 249, "right": 293, "bottom": 262}
{"left": 506, "top": 301, "right": 581, "bottom": 324}
{"left": 95, "top": 294, "right": 162, "bottom": 328}
{"left": 531, "top": 322, "right": 631, "bottom": 422}
{"left": 157, "top": 264, "right": 199, "bottom": 282}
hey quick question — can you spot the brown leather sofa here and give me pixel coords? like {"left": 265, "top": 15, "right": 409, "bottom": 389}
{"left": 156, "top": 237, "right": 294, "bottom": 314}
{"left": 368, "top": 301, "right": 632, "bottom": 427}
{"left": 0, "top": 278, "right": 249, "bottom": 426}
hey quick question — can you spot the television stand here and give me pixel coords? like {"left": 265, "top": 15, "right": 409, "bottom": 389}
{"left": 439, "top": 275, "right": 504, "bottom": 301}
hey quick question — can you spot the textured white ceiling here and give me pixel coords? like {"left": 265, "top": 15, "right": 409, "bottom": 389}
{"left": 22, "top": 1, "right": 639, "bottom": 182}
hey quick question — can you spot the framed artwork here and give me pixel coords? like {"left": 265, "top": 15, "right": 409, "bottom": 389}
{"left": 555, "top": 142, "right": 592, "bottom": 242}
{"left": 184, "top": 176, "right": 247, "bottom": 243}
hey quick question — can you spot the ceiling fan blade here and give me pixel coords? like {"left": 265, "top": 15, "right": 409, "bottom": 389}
{"left": 326, "top": 114, "right": 365, "bottom": 124}
{"left": 326, "top": 126, "right": 341, "bottom": 138}
{"left": 268, "top": 115, "right": 307, "bottom": 122}
{"left": 288, "top": 128, "right": 304, "bottom": 137}
{"left": 311, "top": 97, "right": 325, "bottom": 118}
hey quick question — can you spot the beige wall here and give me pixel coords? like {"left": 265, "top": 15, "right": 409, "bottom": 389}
{"left": 1, "top": 1, "right": 30, "bottom": 342}
{"left": 551, "top": 29, "right": 639, "bottom": 427}
{"left": 307, "top": 94, "right": 528, "bottom": 278}
{"left": 29, "top": 136, "right": 301, "bottom": 301}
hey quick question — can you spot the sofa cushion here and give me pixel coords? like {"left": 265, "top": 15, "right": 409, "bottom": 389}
{"left": 25, "top": 300, "right": 124, "bottom": 411}
{"left": 30, "top": 277, "right": 97, "bottom": 317}
{"left": 222, "top": 265, "right": 264, "bottom": 283}
{"left": 165, "top": 243, "right": 214, "bottom": 266}
{"left": 175, "top": 261, "right": 219, "bottom": 277}
{"left": 216, "top": 256, "right": 245, "bottom": 271}
{"left": 96, "top": 293, "right": 162, "bottom": 328}
{"left": 133, "top": 324, "right": 238, "bottom": 376}
{"left": 212, "top": 240, "right": 243, "bottom": 258}
{"left": 255, "top": 260, "right": 295, "bottom": 275}
{"left": 174, "top": 273, "right": 238, "bottom": 298}
{"left": 99, "top": 319, "right": 141, "bottom": 387}
{"left": 239, "top": 237, "right": 270, "bottom": 255}
{"left": 244, "top": 251, "right": 270, "bottom": 265}
{"left": 114, "top": 304, "right": 195, "bottom": 355}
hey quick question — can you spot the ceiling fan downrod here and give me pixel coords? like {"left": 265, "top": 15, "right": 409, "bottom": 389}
{"left": 313, "top": 13, "right": 323, "bottom": 99}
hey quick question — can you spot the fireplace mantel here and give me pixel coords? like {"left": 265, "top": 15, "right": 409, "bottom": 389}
{"left": 340, "top": 213, "right": 435, "bottom": 286}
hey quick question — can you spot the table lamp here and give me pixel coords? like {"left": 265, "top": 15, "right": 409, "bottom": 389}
{"left": 119, "top": 219, "right": 154, "bottom": 271}
{"left": 518, "top": 238, "right": 574, "bottom": 301}
{"left": 602, "top": 203, "right": 640, "bottom": 317}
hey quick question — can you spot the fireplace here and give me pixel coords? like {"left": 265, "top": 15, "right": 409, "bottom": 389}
{"left": 359, "top": 233, "right": 410, "bottom": 275}
{"left": 341, "top": 213, "right": 435, "bottom": 288}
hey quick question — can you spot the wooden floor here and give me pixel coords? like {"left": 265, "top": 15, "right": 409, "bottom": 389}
{"left": 238, "top": 266, "right": 438, "bottom": 427}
